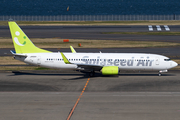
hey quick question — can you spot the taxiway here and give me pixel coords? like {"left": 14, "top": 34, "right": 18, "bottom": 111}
{"left": 0, "top": 71, "right": 180, "bottom": 120}
{"left": 1, "top": 25, "right": 180, "bottom": 42}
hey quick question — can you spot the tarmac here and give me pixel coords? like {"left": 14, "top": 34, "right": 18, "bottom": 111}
{"left": 1, "top": 47, "right": 180, "bottom": 59}
{"left": 0, "top": 70, "right": 180, "bottom": 120}
{"left": 1, "top": 25, "right": 180, "bottom": 42}
{"left": 1, "top": 25, "right": 180, "bottom": 120}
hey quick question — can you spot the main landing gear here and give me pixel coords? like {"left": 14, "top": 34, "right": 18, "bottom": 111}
{"left": 89, "top": 71, "right": 95, "bottom": 77}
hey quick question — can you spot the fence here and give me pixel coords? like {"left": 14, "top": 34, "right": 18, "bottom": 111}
{"left": 0, "top": 15, "right": 180, "bottom": 21}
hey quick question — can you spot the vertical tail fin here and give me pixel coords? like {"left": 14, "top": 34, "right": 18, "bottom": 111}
{"left": 8, "top": 21, "right": 51, "bottom": 54}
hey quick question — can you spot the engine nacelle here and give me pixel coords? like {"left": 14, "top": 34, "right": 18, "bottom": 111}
{"left": 101, "top": 66, "right": 119, "bottom": 75}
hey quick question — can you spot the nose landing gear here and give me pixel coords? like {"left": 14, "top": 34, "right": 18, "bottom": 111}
{"left": 158, "top": 70, "right": 168, "bottom": 76}
{"left": 158, "top": 72, "right": 161, "bottom": 76}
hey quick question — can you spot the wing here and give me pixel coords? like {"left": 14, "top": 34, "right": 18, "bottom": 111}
{"left": 60, "top": 52, "right": 103, "bottom": 71}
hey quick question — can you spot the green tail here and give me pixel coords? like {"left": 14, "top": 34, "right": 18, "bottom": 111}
{"left": 8, "top": 22, "right": 51, "bottom": 54}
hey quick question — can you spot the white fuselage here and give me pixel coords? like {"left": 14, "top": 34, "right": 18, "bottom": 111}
{"left": 15, "top": 52, "right": 178, "bottom": 72}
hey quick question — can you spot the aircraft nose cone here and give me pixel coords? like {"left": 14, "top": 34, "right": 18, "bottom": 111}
{"left": 173, "top": 61, "right": 178, "bottom": 67}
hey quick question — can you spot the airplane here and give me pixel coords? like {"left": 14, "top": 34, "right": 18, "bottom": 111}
{"left": 9, "top": 21, "right": 178, "bottom": 76}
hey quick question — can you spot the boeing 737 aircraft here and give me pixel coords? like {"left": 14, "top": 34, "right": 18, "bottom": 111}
{"left": 9, "top": 21, "right": 178, "bottom": 76}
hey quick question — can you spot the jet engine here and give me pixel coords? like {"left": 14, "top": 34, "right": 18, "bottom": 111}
{"left": 101, "top": 66, "right": 119, "bottom": 75}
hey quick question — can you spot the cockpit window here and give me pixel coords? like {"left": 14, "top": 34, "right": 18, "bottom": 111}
{"left": 164, "top": 59, "right": 171, "bottom": 61}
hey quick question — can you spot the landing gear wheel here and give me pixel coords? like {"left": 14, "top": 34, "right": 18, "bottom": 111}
{"left": 159, "top": 73, "right": 161, "bottom": 76}
{"left": 89, "top": 71, "right": 95, "bottom": 77}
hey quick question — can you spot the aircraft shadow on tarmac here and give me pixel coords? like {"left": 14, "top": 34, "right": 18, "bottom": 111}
{"left": 10, "top": 71, "right": 176, "bottom": 80}
{"left": 10, "top": 71, "right": 90, "bottom": 80}
{"left": 10, "top": 71, "right": 99, "bottom": 80}
{"left": 11, "top": 71, "right": 84, "bottom": 76}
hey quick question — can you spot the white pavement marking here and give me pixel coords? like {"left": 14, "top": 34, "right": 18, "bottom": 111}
{"left": 164, "top": 25, "right": 170, "bottom": 31}
{"left": 156, "top": 25, "right": 162, "bottom": 31}
{"left": 148, "top": 25, "right": 153, "bottom": 31}
{"left": 148, "top": 25, "right": 170, "bottom": 31}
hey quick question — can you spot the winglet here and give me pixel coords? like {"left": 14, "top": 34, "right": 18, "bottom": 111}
{"left": 60, "top": 52, "right": 71, "bottom": 64}
{"left": 70, "top": 46, "right": 76, "bottom": 53}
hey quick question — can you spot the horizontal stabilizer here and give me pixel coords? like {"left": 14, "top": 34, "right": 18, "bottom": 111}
{"left": 10, "top": 50, "right": 27, "bottom": 57}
